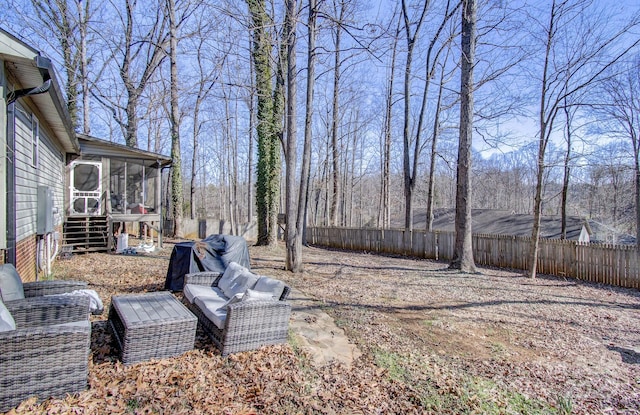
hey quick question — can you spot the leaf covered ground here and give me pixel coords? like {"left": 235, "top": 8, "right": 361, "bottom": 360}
{"left": 6, "top": 239, "right": 640, "bottom": 414}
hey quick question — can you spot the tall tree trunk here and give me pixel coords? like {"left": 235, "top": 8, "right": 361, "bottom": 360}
{"left": 329, "top": 0, "right": 344, "bottom": 227}
{"left": 223, "top": 86, "right": 237, "bottom": 235}
{"left": 379, "top": 14, "right": 400, "bottom": 229}
{"left": 168, "top": 0, "right": 183, "bottom": 237}
{"left": 125, "top": 95, "right": 139, "bottom": 148}
{"left": 351, "top": 119, "right": 357, "bottom": 227}
{"left": 527, "top": 0, "right": 556, "bottom": 278}
{"left": 269, "top": 26, "right": 285, "bottom": 245}
{"left": 190, "top": 97, "right": 200, "bottom": 221}
{"left": 189, "top": 32, "right": 224, "bottom": 221}
{"left": 427, "top": 60, "right": 448, "bottom": 232}
{"left": 122, "top": 0, "right": 137, "bottom": 148}
{"left": 561, "top": 98, "right": 572, "bottom": 240}
{"left": 450, "top": 0, "right": 476, "bottom": 273}
{"left": 120, "top": 0, "right": 168, "bottom": 148}
{"left": 59, "top": 1, "right": 78, "bottom": 129}
{"left": 248, "top": 0, "right": 278, "bottom": 246}
{"left": 284, "top": 0, "right": 300, "bottom": 271}
{"left": 401, "top": 21, "right": 415, "bottom": 231}
{"left": 248, "top": 35, "right": 255, "bottom": 224}
{"left": 296, "top": 0, "right": 317, "bottom": 250}
{"left": 230, "top": 136, "right": 238, "bottom": 235}
{"left": 233, "top": 100, "right": 240, "bottom": 234}
{"left": 400, "top": 0, "right": 429, "bottom": 231}
{"left": 634, "top": 131, "right": 640, "bottom": 248}
{"left": 77, "top": 0, "right": 91, "bottom": 134}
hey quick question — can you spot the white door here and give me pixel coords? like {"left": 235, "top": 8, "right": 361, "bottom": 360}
{"left": 69, "top": 161, "right": 102, "bottom": 215}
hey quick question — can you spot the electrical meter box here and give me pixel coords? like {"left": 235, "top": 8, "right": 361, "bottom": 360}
{"left": 37, "top": 186, "right": 55, "bottom": 235}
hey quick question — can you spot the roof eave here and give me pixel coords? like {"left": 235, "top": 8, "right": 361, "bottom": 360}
{"left": 77, "top": 134, "right": 172, "bottom": 167}
{"left": 1, "top": 30, "right": 79, "bottom": 154}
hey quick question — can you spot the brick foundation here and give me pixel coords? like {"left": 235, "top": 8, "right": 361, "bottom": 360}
{"left": 15, "top": 235, "right": 37, "bottom": 282}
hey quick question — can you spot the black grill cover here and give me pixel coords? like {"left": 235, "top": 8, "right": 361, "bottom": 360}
{"left": 164, "top": 234, "right": 251, "bottom": 291}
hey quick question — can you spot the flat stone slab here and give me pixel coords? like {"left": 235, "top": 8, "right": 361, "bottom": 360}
{"left": 287, "top": 288, "right": 361, "bottom": 367}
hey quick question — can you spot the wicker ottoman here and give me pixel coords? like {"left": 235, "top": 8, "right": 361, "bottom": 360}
{"left": 108, "top": 291, "right": 197, "bottom": 364}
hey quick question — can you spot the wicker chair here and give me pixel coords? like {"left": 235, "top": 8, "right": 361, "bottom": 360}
{"left": 0, "top": 263, "right": 88, "bottom": 301}
{"left": 0, "top": 295, "right": 91, "bottom": 412}
{"left": 182, "top": 272, "right": 291, "bottom": 356}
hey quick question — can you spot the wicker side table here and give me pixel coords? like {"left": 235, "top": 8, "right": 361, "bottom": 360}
{"left": 108, "top": 291, "right": 197, "bottom": 364}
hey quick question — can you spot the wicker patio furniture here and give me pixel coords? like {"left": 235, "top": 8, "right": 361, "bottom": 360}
{"left": 182, "top": 264, "right": 291, "bottom": 356}
{"left": 0, "top": 295, "right": 91, "bottom": 412}
{"left": 0, "top": 263, "right": 88, "bottom": 301}
{"left": 108, "top": 291, "right": 197, "bottom": 365}
{"left": 0, "top": 264, "right": 103, "bottom": 315}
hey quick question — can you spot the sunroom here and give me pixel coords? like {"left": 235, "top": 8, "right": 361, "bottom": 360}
{"left": 65, "top": 134, "right": 172, "bottom": 252}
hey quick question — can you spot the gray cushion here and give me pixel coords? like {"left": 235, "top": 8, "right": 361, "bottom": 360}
{"left": 218, "top": 262, "right": 248, "bottom": 294}
{"left": 0, "top": 264, "right": 25, "bottom": 302}
{"left": 242, "top": 289, "right": 276, "bottom": 302}
{"left": 195, "top": 297, "right": 228, "bottom": 329}
{"left": 253, "top": 276, "right": 285, "bottom": 299}
{"left": 223, "top": 293, "right": 244, "bottom": 307}
{"left": 0, "top": 300, "right": 16, "bottom": 332}
{"left": 183, "top": 284, "right": 226, "bottom": 304}
{"left": 223, "top": 270, "right": 259, "bottom": 298}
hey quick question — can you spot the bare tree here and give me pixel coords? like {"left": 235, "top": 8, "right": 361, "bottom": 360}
{"left": 596, "top": 59, "right": 640, "bottom": 245}
{"left": 13, "top": 0, "right": 95, "bottom": 132}
{"left": 77, "top": 0, "right": 91, "bottom": 134}
{"left": 417, "top": 0, "right": 459, "bottom": 233}
{"left": 560, "top": 92, "right": 580, "bottom": 239}
{"left": 527, "top": 0, "right": 640, "bottom": 277}
{"left": 167, "top": 0, "right": 183, "bottom": 237}
{"left": 247, "top": 0, "right": 283, "bottom": 246}
{"left": 187, "top": 21, "right": 228, "bottom": 220}
{"left": 297, "top": 0, "right": 319, "bottom": 249}
{"left": 450, "top": 0, "right": 477, "bottom": 272}
{"left": 378, "top": 10, "right": 401, "bottom": 229}
{"left": 400, "top": 0, "right": 429, "bottom": 231}
{"left": 328, "top": 0, "right": 346, "bottom": 227}
{"left": 247, "top": 35, "right": 256, "bottom": 224}
{"left": 118, "top": 0, "right": 169, "bottom": 148}
{"left": 426, "top": 52, "right": 455, "bottom": 232}
{"left": 284, "top": 0, "right": 300, "bottom": 271}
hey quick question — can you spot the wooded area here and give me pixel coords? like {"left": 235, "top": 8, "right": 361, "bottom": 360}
{"left": 4, "top": 0, "right": 640, "bottom": 273}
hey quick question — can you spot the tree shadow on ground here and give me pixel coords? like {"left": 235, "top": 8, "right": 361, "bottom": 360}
{"left": 607, "top": 345, "right": 640, "bottom": 364}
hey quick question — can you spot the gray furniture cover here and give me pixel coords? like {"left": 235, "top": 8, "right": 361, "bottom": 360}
{"left": 164, "top": 234, "right": 251, "bottom": 291}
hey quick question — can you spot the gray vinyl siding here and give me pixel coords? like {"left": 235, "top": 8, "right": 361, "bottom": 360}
{"left": 37, "top": 126, "right": 65, "bottom": 228}
{"left": 13, "top": 103, "right": 65, "bottom": 241}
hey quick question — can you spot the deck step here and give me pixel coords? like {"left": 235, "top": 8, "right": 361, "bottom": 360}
{"left": 63, "top": 216, "right": 111, "bottom": 253}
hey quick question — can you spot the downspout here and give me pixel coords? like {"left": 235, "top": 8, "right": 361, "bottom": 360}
{"left": 5, "top": 102, "right": 16, "bottom": 265}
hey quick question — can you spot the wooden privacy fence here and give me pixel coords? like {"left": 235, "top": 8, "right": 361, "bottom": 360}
{"left": 306, "top": 227, "right": 640, "bottom": 290}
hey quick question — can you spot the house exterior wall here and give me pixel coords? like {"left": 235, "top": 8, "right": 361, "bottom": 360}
{"left": 1, "top": 29, "right": 80, "bottom": 276}
{"left": 11, "top": 101, "right": 66, "bottom": 279}
{"left": 14, "top": 104, "right": 39, "bottom": 242}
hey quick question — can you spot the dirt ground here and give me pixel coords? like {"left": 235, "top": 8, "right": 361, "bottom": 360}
{"left": 8, "top": 239, "right": 640, "bottom": 414}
